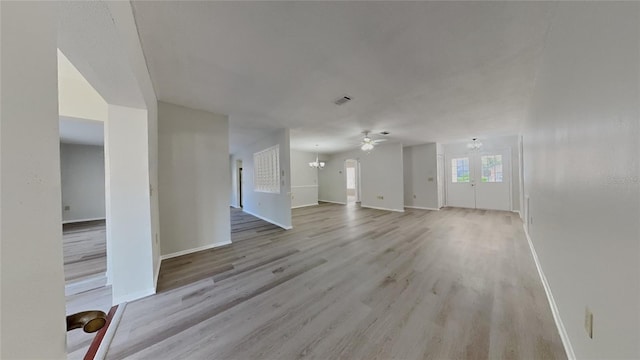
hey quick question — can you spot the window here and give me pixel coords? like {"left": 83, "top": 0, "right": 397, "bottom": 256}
{"left": 481, "top": 155, "right": 503, "bottom": 182}
{"left": 451, "top": 158, "right": 470, "bottom": 183}
{"left": 253, "top": 145, "right": 280, "bottom": 193}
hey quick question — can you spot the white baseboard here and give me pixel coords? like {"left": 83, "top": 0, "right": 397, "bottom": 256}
{"left": 523, "top": 226, "right": 575, "bottom": 360}
{"left": 360, "top": 204, "right": 405, "bottom": 213}
{"left": 62, "top": 217, "right": 106, "bottom": 224}
{"left": 404, "top": 206, "right": 440, "bottom": 211}
{"left": 291, "top": 202, "right": 319, "bottom": 209}
{"left": 160, "top": 240, "right": 233, "bottom": 261}
{"left": 112, "top": 287, "right": 155, "bottom": 305}
{"left": 94, "top": 302, "right": 127, "bottom": 360}
{"left": 318, "top": 199, "right": 346, "bottom": 205}
{"left": 242, "top": 208, "right": 293, "bottom": 230}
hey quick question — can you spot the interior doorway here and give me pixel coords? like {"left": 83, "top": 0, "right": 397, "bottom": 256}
{"left": 345, "top": 159, "right": 358, "bottom": 204}
{"left": 446, "top": 149, "right": 511, "bottom": 211}
{"left": 58, "top": 49, "right": 113, "bottom": 359}
{"left": 437, "top": 154, "right": 445, "bottom": 208}
{"left": 237, "top": 160, "right": 243, "bottom": 208}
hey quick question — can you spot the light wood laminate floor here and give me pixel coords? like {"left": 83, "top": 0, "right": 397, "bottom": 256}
{"left": 63, "top": 220, "right": 107, "bottom": 283}
{"left": 66, "top": 286, "right": 112, "bottom": 360}
{"left": 107, "top": 204, "right": 565, "bottom": 359}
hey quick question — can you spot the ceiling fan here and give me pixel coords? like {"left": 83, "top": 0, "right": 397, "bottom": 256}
{"left": 359, "top": 131, "right": 387, "bottom": 151}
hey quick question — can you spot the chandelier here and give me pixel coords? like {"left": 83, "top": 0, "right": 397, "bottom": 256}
{"left": 467, "top": 138, "right": 482, "bottom": 151}
{"left": 309, "top": 145, "right": 325, "bottom": 169}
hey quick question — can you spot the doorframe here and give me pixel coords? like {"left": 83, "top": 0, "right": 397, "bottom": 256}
{"left": 236, "top": 159, "right": 243, "bottom": 208}
{"left": 345, "top": 159, "right": 359, "bottom": 203}
{"left": 239, "top": 167, "right": 243, "bottom": 208}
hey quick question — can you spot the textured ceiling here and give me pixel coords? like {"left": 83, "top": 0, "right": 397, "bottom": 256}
{"left": 58, "top": 1, "right": 146, "bottom": 109}
{"left": 131, "top": 1, "right": 556, "bottom": 154}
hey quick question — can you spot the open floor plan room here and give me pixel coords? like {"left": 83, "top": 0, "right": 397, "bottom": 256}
{"left": 2, "top": 1, "right": 638, "bottom": 359}
{"left": 106, "top": 204, "right": 565, "bottom": 359}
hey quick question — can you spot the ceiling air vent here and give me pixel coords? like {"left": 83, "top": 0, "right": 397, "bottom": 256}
{"left": 334, "top": 95, "right": 352, "bottom": 106}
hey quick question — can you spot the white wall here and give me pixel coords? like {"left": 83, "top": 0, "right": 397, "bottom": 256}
{"left": 522, "top": 3, "right": 639, "bottom": 358}
{"left": 158, "top": 101, "right": 231, "bottom": 256}
{"left": 60, "top": 143, "right": 106, "bottom": 222}
{"left": 403, "top": 143, "right": 439, "bottom": 210}
{"left": 58, "top": 49, "right": 108, "bottom": 122}
{"left": 105, "top": 105, "right": 155, "bottom": 304}
{"left": 318, "top": 152, "right": 346, "bottom": 205}
{"left": 231, "top": 129, "right": 292, "bottom": 229}
{"left": 443, "top": 135, "right": 521, "bottom": 211}
{"left": 290, "top": 150, "right": 319, "bottom": 208}
{"left": 106, "top": 0, "right": 162, "bottom": 286}
{"left": 319, "top": 143, "right": 404, "bottom": 212}
{"left": 0, "top": 2, "right": 67, "bottom": 358}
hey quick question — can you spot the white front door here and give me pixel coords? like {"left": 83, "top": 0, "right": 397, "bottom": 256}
{"left": 474, "top": 151, "right": 510, "bottom": 211}
{"left": 447, "top": 155, "right": 476, "bottom": 208}
{"left": 446, "top": 150, "right": 511, "bottom": 211}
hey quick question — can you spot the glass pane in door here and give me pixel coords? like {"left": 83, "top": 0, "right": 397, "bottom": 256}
{"left": 451, "top": 158, "right": 470, "bottom": 183}
{"left": 480, "top": 155, "right": 503, "bottom": 182}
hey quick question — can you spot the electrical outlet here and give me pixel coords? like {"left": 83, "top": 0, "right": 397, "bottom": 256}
{"left": 413, "top": 194, "right": 416, "bottom": 199}
{"left": 377, "top": 195, "right": 384, "bottom": 200}
{"left": 428, "top": 177, "right": 434, "bottom": 182}
{"left": 64, "top": 205, "right": 70, "bottom": 211}
{"left": 585, "top": 307, "right": 593, "bottom": 339}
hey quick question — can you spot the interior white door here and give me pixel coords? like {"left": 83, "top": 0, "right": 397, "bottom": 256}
{"left": 474, "top": 151, "right": 511, "bottom": 211}
{"left": 446, "top": 155, "right": 476, "bottom": 208}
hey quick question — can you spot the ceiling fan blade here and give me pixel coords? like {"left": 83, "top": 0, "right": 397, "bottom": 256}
{"left": 372, "top": 139, "right": 387, "bottom": 143}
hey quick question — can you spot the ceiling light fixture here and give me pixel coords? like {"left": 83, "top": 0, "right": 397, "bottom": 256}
{"left": 361, "top": 132, "right": 375, "bottom": 152}
{"left": 309, "top": 145, "right": 325, "bottom": 169}
{"left": 467, "top": 138, "right": 483, "bottom": 151}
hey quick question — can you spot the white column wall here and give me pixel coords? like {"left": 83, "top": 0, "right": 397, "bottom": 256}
{"left": 158, "top": 101, "right": 231, "bottom": 257}
{"left": 105, "top": 0, "right": 162, "bottom": 288}
{"left": 105, "top": 105, "right": 155, "bottom": 304}
{"left": 403, "top": 143, "right": 439, "bottom": 210}
{"left": 0, "top": 2, "right": 67, "bottom": 358}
